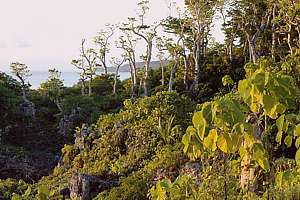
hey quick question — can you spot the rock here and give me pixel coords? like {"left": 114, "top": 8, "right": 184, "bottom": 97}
{"left": 58, "top": 107, "right": 81, "bottom": 137}
{"left": 180, "top": 161, "right": 201, "bottom": 185}
{"left": 69, "top": 172, "right": 119, "bottom": 199}
{"left": 74, "top": 124, "right": 91, "bottom": 151}
{"left": 70, "top": 172, "right": 91, "bottom": 200}
{"left": 19, "top": 100, "right": 36, "bottom": 119}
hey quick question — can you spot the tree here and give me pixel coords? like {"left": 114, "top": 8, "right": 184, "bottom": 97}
{"left": 39, "top": 68, "right": 64, "bottom": 112}
{"left": 71, "top": 58, "right": 88, "bottom": 96}
{"left": 116, "top": 33, "right": 139, "bottom": 98}
{"left": 121, "top": 0, "right": 160, "bottom": 96}
{"left": 185, "top": 0, "right": 219, "bottom": 89}
{"left": 229, "top": 0, "right": 272, "bottom": 64}
{"left": 111, "top": 57, "right": 125, "bottom": 95}
{"left": 167, "top": 41, "right": 183, "bottom": 92}
{"left": 156, "top": 36, "right": 171, "bottom": 88}
{"left": 94, "top": 24, "right": 116, "bottom": 74}
{"left": 10, "top": 62, "right": 31, "bottom": 101}
{"left": 275, "top": 0, "right": 300, "bottom": 56}
{"left": 72, "top": 39, "right": 98, "bottom": 97}
{"left": 163, "top": 8, "right": 191, "bottom": 90}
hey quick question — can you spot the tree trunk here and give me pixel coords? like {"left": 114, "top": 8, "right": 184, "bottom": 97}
{"left": 183, "top": 55, "right": 188, "bottom": 90}
{"left": 296, "top": 26, "right": 300, "bottom": 48}
{"left": 229, "top": 35, "right": 234, "bottom": 63}
{"left": 249, "top": 39, "right": 258, "bottom": 64}
{"left": 81, "top": 80, "right": 86, "bottom": 96}
{"left": 240, "top": 154, "right": 257, "bottom": 193}
{"left": 181, "top": 39, "right": 188, "bottom": 91}
{"left": 287, "top": 23, "right": 293, "bottom": 55}
{"left": 271, "top": 5, "right": 277, "bottom": 61}
{"left": 55, "top": 99, "right": 63, "bottom": 113}
{"left": 192, "top": 38, "right": 202, "bottom": 89}
{"left": 88, "top": 78, "right": 92, "bottom": 97}
{"left": 245, "top": 10, "right": 271, "bottom": 64}
{"left": 21, "top": 88, "right": 27, "bottom": 102}
{"left": 103, "top": 63, "right": 108, "bottom": 75}
{"left": 240, "top": 122, "right": 263, "bottom": 194}
{"left": 113, "top": 68, "right": 119, "bottom": 95}
{"left": 143, "top": 42, "right": 153, "bottom": 96}
{"left": 16, "top": 73, "right": 27, "bottom": 101}
{"left": 168, "top": 60, "right": 178, "bottom": 92}
{"left": 129, "top": 61, "right": 138, "bottom": 98}
{"left": 159, "top": 58, "right": 165, "bottom": 86}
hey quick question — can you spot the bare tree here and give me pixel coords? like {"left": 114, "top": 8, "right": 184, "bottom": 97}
{"left": 121, "top": 0, "right": 160, "bottom": 96}
{"left": 80, "top": 39, "right": 98, "bottom": 96}
{"left": 117, "top": 33, "right": 139, "bottom": 98}
{"left": 111, "top": 57, "right": 125, "bottom": 95}
{"left": 94, "top": 24, "right": 116, "bottom": 74}
{"left": 71, "top": 58, "right": 88, "bottom": 96}
{"left": 185, "top": 0, "right": 218, "bottom": 89}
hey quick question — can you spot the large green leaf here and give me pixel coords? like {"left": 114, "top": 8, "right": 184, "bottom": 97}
{"left": 203, "top": 129, "right": 218, "bottom": 151}
{"left": 296, "top": 149, "right": 300, "bottom": 165}
{"left": 182, "top": 126, "right": 203, "bottom": 160}
{"left": 296, "top": 137, "right": 300, "bottom": 149}
{"left": 294, "top": 124, "right": 300, "bottom": 137}
{"left": 253, "top": 143, "right": 270, "bottom": 171}
{"left": 217, "top": 132, "right": 232, "bottom": 153}
{"left": 284, "top": 135, "right": 293, "bottom": 148}
{"left": 276, "top": 115, "right": 285, "bottom": 144}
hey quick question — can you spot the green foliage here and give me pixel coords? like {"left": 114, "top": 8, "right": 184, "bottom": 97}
{"left": 0, "top": 179, "right": 28, "bottom": 199}
{"left": 91, "top": 74, "right": 123, "bottom": 96}
{"left": 222, "top": 75, "right": 234, "bottom": 87}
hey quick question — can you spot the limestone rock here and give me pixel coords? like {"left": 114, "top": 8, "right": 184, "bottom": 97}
{"left": 58, "top": 107, "right": 81, "bottom": 136}
{"left": 19, "top": 100, "right": 36, "bottom": 119}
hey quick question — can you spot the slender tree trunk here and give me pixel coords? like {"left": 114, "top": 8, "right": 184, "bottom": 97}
{"left": 183, "top": 55, "right": 188, "bottom": 90}
{"left": 143, "top": 43, "right": 152, "bottom": 96}
{"left": 113, "top": 67, "right": 120, "bottom": 95}
{"left": 287, "top": 23, "right": 293, "bottom": 55}
{"left": 271, "top": 31, "right": 276, "bottom": 61}
{"left": 168, "top": 59, "right": 178, "bottom": 92}
{"left": 296, "top": 26, "right": 300, "bottom": 48}
{"left": 129, "top": 61, "right": 138, "bottom": 98}
{"left": 271, "top": 5, "right": 277, "bottom": 61}
{"left": 103, "top": 63, "right": 108, "bottom": 75}
{"left": 17, "top": 74, "right": 27, "bottom": 101}
{"left": 229, "top": 35, "right": 234, "bottom": 63}
{"left": 243, "top": 40, "right": 248, "bottom": 63}
{"left": 54, "top": 99, "right": 63, "bottom": 113}
{"left": 245, "top": 11, "right": 271, "bottom": 64}
{"left": 88, "top": 76, "right": 92, "bottom": 97}
{"left": 139, "top": 77, "right": 143, "bottom": 96}
{"left": 159, "top": 59, "right": 165, "bottom": 86}
{"left": 181, "top": 39, "right": 188, "bottom": 91}
{"left": 245, "top": 31, "right": 259, "bottom": 64}
{"left": 192, "top": 38, "right": 201, "bottom": 89}
{"left": 81, "top": 80, "right": 86, "bottom": 96}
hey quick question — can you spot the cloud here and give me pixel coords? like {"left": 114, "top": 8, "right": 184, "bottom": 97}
{"left": 16, "top": 40, "right": 31, "bottom": 48}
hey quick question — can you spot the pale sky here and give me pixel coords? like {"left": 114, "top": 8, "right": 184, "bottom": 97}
{"left": 0, "top": 0, "right": 224, "bottom": 72}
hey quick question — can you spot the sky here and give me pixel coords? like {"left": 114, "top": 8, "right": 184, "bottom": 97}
{"left": 0, "top": 0, "right": 224, "bottom": 72}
